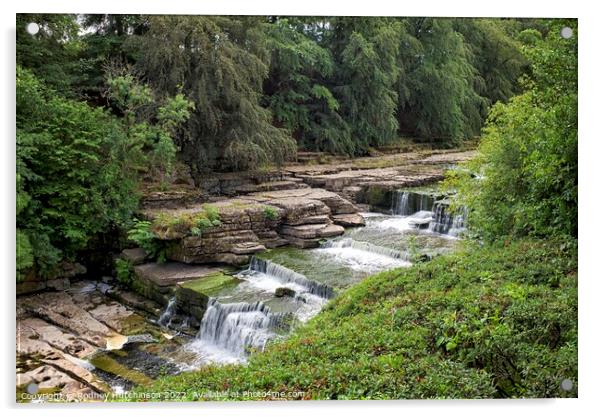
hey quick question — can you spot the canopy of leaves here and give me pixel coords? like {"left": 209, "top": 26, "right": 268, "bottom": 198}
{"left": 127, "top": 16, "right": 296, "bottom": 172}
{"left": 448, "top": 20, "right": 577, "bottom": 240}
{"left": 16, "top": 67, "right": 192, "bottom": 278}
{"left": 328, "top": 18, "right": 402, "bottom": 151}
{"left": 397, "top": 18, "right": 488, "bottom": 142}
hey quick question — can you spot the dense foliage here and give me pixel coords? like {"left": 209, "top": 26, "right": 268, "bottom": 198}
{"left": 449, "top": 21, "right": 577, "bottom": 240}
{"left": 16, "top": 66, "right": 191, "bottom": 278}
{"left": 126, "top": 238, "right": 577, "bottom": 399}
{"left": 17, "top": 14, "right": 532, "bottom": 169}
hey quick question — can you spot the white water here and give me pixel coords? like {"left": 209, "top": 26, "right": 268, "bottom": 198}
{"left": 248, "top": 257, "right": 335, "bottom": 299}
{"left": 185, "top": 299, "right": 283, "bottom": 364}
{"left": 373, "top": 210, "right": 434, "bottom": 233}
{"left": 157, "top": 297, "right": 177, "bottom": 327}
{"left": 317, "top": 237, "right": 411, "bottom": 272}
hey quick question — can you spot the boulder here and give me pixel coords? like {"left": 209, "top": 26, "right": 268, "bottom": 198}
{"left": 275, "top": 287, "right": 296, "bottom": 298}
{"left": 120, "top": 247, "right": 148, "bottom": 265}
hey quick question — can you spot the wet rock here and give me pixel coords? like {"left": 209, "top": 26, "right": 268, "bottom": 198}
{"left": 105, "top": 288, "right": 162, "bottom": 316}
{"left": 279, "top": 223, "right": 345, "bottom": 240}
{"left": 124, "top": 334, "right": 157, "bottom": 345}
{"left": 134, "top": 263, "right": 223, "bottom": 289}
{"left": 275, "top": 287, "right": 296, "bottom": 298}
{"left": 18, "top": 292, "right": 112, "bottom": 347}
{"left": 87, "top": 302, "right": 135, "bottom": 333}
{"left": 174, "top": 285, "right": 210, "bottom": 324}
{"left": 131, "top": 262, "right": 229, "bottom": 305}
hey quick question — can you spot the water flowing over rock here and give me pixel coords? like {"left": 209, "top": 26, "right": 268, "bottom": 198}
{"left": 429, "top": 201, "right": 468, "bottom": 236}
{"left": 392, "top": 191, "right": 436, "bottom": 216}
{"left": 322, "top": 238, "right": 410, "bottom": 262}
{"left": 249, "top": 257, "right": 335, "bottom": 299}
{"left": 195, "top": 299, "right": 284, "bottom": 358}
{"left": 157, "top": 297, "right": 177, "bottom": 327}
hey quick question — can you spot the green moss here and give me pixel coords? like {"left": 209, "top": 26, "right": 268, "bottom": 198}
{"left": 152, "top": 204, "right": 222, "bottom": 238}
{"left": 181, "top": 272, "right": 241, "bottom": 297}
{"left": 90, "top": 353, "right": 154, "bottom": 386}
{"left": 123, "top": 237, "right": 577, "bottom": 401}
{"left": 118, "top": 313, "right": 165, "bottom": 340}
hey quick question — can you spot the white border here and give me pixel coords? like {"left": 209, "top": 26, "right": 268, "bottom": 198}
{"left": 2, "top": 1, "right": 600, "bottom": 416}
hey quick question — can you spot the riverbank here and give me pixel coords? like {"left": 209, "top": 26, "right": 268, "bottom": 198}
{"left": 123, "top": 237, "right": 577, "bottom": 400}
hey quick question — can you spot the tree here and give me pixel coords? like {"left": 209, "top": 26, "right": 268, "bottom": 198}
{"left": 263, "top": 19, "right": 353, "bottom": 155}
{"left": 397, "top": 18, "right": 487, "bottom": 142}
{"left": 449, "top": 21, "right": 577, "bottom": 240}
{"left": 454, "top": 18, "right": 527, "bottom": 106}
{"left": 127, "top": 15, "right": 296, "bottom": 172}
{"left": 16, "top": 14, "right": 82, "bottom": 95}
{"left": 327, "top": 17, "right": 401, "bottom": 152}
{"left": 16, "top": 67, "right": 192, "bottom": 279}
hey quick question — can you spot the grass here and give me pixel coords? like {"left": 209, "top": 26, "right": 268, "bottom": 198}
{"left": 122, "top": 237, "right": 577, "bottom": 401}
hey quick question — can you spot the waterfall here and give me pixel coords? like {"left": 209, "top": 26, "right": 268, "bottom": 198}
{"left": 429, "top": 201, "right": 467, "bottom": 236}
{"left": 322, "top": 238, "right": 410, "bottom": 261}
{"left": 392, "top": 191, "right": 411, "bottom": 215}
{"left": 196, "top": 298, "right": 282, "bottom": 357}
{"left": 157, "top": 297, "right": 177, "bottom": 327}
{"left": 249, "top": 257, "right": 334, "bottom": 299}
{"left": 392, "top": 191, "right": 435, "bottom": 216}
{"left": 448, "top": 206, "right": 468, "bottom": 237}
{"left": 318, "top": 237, "right": 411, "bottom": 272}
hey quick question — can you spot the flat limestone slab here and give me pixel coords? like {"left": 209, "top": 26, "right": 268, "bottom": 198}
{"left": 134, "top": 262, "right": 224, "bottom": 287}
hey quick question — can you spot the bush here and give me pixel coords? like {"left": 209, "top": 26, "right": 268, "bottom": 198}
{"left": 263, "top": 206, "right": 279, "bottom": 221}
{"left": 16, "top": 67, "right": 139, "bottom": 277}
{"left": 115, "top": 258, "right": 134, "bottom": 287}
{"left": 448, "top": 22, "right": 577, "bottom": 241}
{"left": 126, "top": 219, "right": 166, "bottom": 263}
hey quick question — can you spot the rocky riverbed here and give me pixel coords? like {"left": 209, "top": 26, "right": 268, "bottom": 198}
{"left": 16, "top": 148, "right": 474, "bottom": 401}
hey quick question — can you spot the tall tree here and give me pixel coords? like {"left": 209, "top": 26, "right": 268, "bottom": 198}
{"left": 454, "top": 18, "right": 527, "bottom": 106}
{"left": 263, "top": 18, "right": 353, "bottom": 154}
{"left": 128, "top": 15, "right": 296, "bottom": 172}
{"left": 397, "top": 18, "right": 487, "bottom": 142}
{"left": 327, "top": 17, "right": 401, "bottom": 152}
{"left": 16, "top": 14, "right": 82, "bottom": 95}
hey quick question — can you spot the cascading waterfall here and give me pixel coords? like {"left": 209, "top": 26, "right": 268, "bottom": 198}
{"left": 429, "top": 201, "right": 467, "bottom": 236}
{"left": 249, "top": 257, "right": 334, "bottom": 299}
{"left": 392, "top": 191, "right": 411, "bottom": 215}
{"left": 196, "top": 298, "right": 283, "bottom": 358}
{"left": 322, "top": 238, "right": 410, "bottom": 261}
{"left": 392, "top": 191, "right": 435, "bottom": 216}
{"left": 157, "top": 297, "right": 177, "bottom": 327}
{"left": 318, "top": 237, "right": 412, "bottom": 272}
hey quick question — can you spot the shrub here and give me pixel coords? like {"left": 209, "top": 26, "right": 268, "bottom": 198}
{"left": 127, "top": 219, "right": 166, "bottom": 263}
{"left": 115, "top": 258, "right": 134, "bottom": 287}
{"left": 16, "top": 67, "right": 138, "bottom": 277}
{"left": 447, "top": 22, "right": 577, "bottom": 241}
{"left": 263, "top": 205, "right": 279, "bottom": 221}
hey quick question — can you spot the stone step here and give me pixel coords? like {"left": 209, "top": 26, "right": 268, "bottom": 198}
{"left": 233, "top": 180, "right": 309, "bottom": 194}
{"left": 279, "top": 223, "right": 345, "bottom": 240}
{"left": 134, "top": 263, "right": 226, "bottom": 288}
